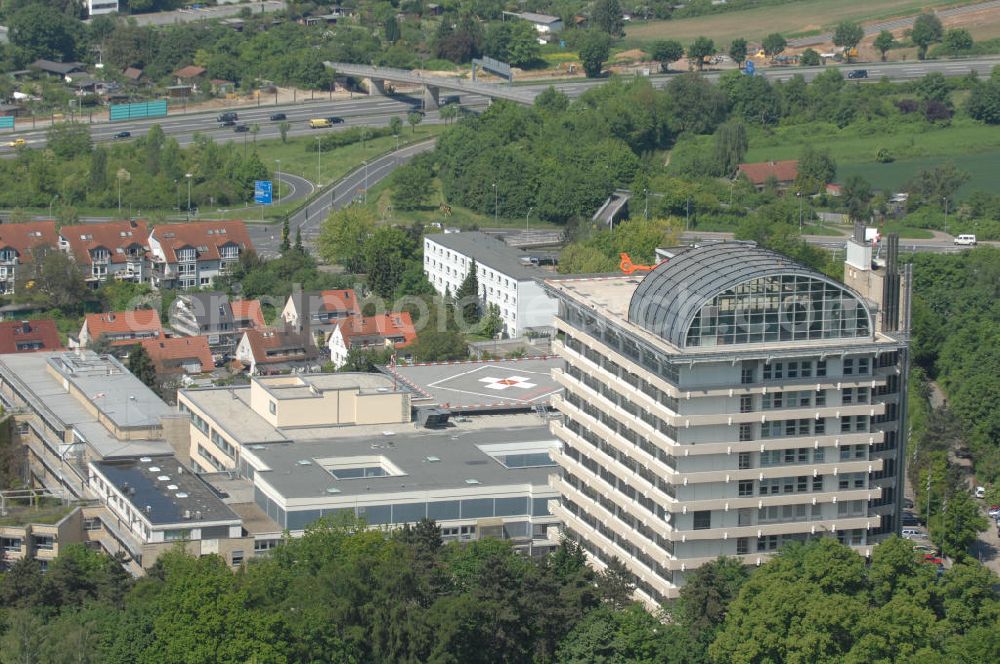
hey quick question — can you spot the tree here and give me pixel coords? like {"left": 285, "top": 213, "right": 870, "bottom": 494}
{"left": 128, "top": 344, "right": 158, "bottom": 391}
{"left": 761, "top": 32, "right": 787, "bottom": 58}
{"left": 712, "top": 121, "right": 748, "bottom": 177}
{"left": 362, "top": 225, "right": 414, "bottom": 298}
{"left": 278, "top": 120, "right": 290, "bottom": 143}
{"left": 651, "top": 40, "right": 685, "bottom": 73}
{"left": 915, "top": 71, "right": 950, "bottom": 103}
{"left": 454, "top": 259, "right": 481, "bottom": 325}
{"left": 557, "top": 605, "right": 694, "bottom": 664}
{"left": 874, "top": 30, "right": 897, "bottom": 61}
{"left": 687, "top": 36, "right": 715, "bottom": 71}
{"left": 294, "top": 227, "right": 303, "bottom": 253}
{"left": 596, "top": 557, "right": 635, "bottom": 610}
{"left": 439, "top": 104, "right": 460, "bottom": 125}
{"left": 390, "top": 162, "right": 433, "bottom": 210}
{"left": 795, "top": 145, "right": 837, "bottom": 194}
{"left": 534, "top": 86, "right": 570, "bottom": 113}
{"left": 250, "top": 123, "right": 260, "bottom": 145}
{"left": 480, "top": 303, "right": 503, "bottom": 338}
{"left": 46, "top": 122, "right": 92, "bottom": 160}
{"left": 665, "top": 73, "right": 727, "bottom": 134}
{"left": 799, "top": 48, "right": 821, "bottom": 66}
{"left": 591, "top": 0, "right": 625, "bottom": 37}
{"left": 930, "top": 489, "right": 989, "bottom": 559}
{"left": 9, "top": 4, "right": 82, "bottom": 62}
{"left": 407, "top": 111, "right": 423, "bottom": 133}
{"left": 388, "top": 115, "right": 403, "bottom": 136}
{"left": 410, "top": 328, "right": 468, "bottom": 362}
{"left": 674, "top": 556, "right": 749, "bottom": 646}
{"left": 911, "top": 12, "right": 944, "bottom": 60}
{"left": 967, "top": 77, "right": 1000, "bottom": 124}
{"left": 384, "top": 15, "right": 400, "bottom": 43}
{"left": 15, "top": 246, "right": 86, "bottom": 311}
{"left": 944, "top": 28, "right": 973, "bottom": 52}
{"left": 842, "top": 174, "right": 873, "bottom": 222}
{"left": 280, "top": 216, "right": 291, "bottom": 252}
{"left": 833, "top": 21, "right": 864, "bottom": 60}
{"left": 318, "top": 205, "right": 375, "bottom": 273}
{"left": 578, "top": 30, "right": 612, "bottom": 78}
{"left": 728, "top": 38, "right": 748, "bottom": 66}
{"left": 905, "top": 162, "right": 969, "bottom": 210}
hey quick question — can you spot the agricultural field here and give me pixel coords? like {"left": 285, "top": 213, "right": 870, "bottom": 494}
{"left": 839, "top": 150, "right": 1000, "bottom": 201}
{"left": 625, "top": 0, "right": 966, "bottom": 44}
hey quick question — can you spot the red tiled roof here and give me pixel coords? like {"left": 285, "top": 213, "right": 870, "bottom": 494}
{"left": 242, "top": 326, "right": 320, "bottom": 365}
{"left": 174, "top": 65, "right": 207, "bottom": 79}
{"left": 150, "top": 220, "right": 253, "bottom": 263}
{"left": 337, "top": 312, "right": 417, "bottom": 349}
{"left": 0, "top": 319, "right": 61, "bottom": 354}
{"left": 60, "top": 220, "right": 149, "bottom": 266}
{"left": 140, "top": 336, "right": 213, "bottom": 374}
{"left": 0, "top": 221, "right": 58, "bottom": 262}
{"left": 737, "top": 160, "right": 799, "bottom": 185}
{"left": 231, "top": 299, "right": 266, "bottom": 329}
{"left": 83, "top": 310, "right": 162, "bottom": 346}
{"left": 317, "top": 289, "right": 360, "bottom": 315}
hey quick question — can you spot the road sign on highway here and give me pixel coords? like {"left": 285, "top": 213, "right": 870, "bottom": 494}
{"left": 254, "top": 180, "right": 272, "bottom": 205}
{"left": 744, "top": 60, "right": 755, "bottom": 75}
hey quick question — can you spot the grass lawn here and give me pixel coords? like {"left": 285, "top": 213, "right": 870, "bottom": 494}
{"left": 625, "top": 0, "right": 964, "bottom": 44}
{"left": 838, "top": 150, "right": 1000, "bottom": 202}
{"left": 879, "top": 220, "right": 935, "bottom": 239}
{"left": 801, "top": 223, "right": 846, "bottom": 237}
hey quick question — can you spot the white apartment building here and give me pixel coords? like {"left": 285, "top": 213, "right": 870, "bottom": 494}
{"left": 541, "top": 235, "right": 910, "bottom": 605}
{"left": 423, "top": 231, "right": 558, "bottom": 338}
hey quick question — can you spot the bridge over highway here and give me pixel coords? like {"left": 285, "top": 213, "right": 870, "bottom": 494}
{"left": 324, "top": 62, "right": 535, "bottom": 108}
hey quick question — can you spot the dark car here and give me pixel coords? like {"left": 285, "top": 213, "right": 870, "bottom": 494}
{"left": 112, "top": 131, "right": 131, "bottom": 140}
{"left": 326, "top": 116, "right": 345, "bottom": 124}
{"left": 233, "top": 124, "right": 249, "bottom": 133}
{"left": 847, "top": 69, "right": 869, "bottom": 80}
{"left": 219, "top": 119, "right": 236, "bottom": 127}
{"left": 270, "top": 112, "right": 287, "bottom": 121}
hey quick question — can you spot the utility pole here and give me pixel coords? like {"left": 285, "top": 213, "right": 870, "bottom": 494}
{"left": 316, "top": 136, "right": 322, "bottom": 185}
{"left": 275, "top": 160, "right": 281, "bottom": 205}
{"left": 492, "top": 183, "right": 498, "bottom": 223}
{"left": 644, "top": 188, "right": 649, "bottom": 220}
{"left": 185, "top": 173, "right": 193, "bottom": 222}
{"left": 526, "top": 206, "right": 532, "bottom": 232}
{"left": 942, "top": 197, "right": 949, "bottom": 236}
{"left": 363, "top": 160, "right": 368, "bottom": 204}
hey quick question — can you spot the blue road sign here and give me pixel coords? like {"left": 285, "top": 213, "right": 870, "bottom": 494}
{"left": 744, "top": 60, "right": 755, "bottom": 75}
{"left": 254, "top": 180, "right": 272, "bottom": 205}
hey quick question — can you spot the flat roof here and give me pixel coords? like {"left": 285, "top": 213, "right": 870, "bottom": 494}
{"left": 92, "top": 456, "right": 239, "bottom": 526}
{"left": 0, "top": 352, "right": 174, "bottom": 459}
{"left": 386, "top": 357, "right": 562, "bottom": 411}
{"left": 179, "top": 386, "right": 288, "bottom": 444}
{"left": 256, "top": 373, "right": 402, "bottom": 400}
{"left": 425, "top": 231, "right": 547, "bottom": 281}
{"left": 250, "top": 424, "right": 559, "bottom": 502}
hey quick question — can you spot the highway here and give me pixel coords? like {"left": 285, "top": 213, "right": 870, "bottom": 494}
{"left": 680, "top": 230, "right": 989, "bottom": 254}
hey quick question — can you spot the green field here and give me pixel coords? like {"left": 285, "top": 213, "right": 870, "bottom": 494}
{"left": 626, "top": 0, "right": 965, "bottom": 44}
{"left": 838, "top": 151, "right": 1000, "bottom": 201}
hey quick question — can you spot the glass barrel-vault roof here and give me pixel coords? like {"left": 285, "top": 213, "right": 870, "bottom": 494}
{"left": 627, "top": 243, "right": 872, "bottom": 348}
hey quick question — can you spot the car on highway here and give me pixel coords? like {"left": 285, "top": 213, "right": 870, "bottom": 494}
{"left": 219, "top": 119, "right": 236, "bottom": 128}
{"left": 6, "top": 138, "right": 25, "bottom": 148}
{"left": 954, "top": 234, "right": 977, "bottom": 246}
{"left": 113, "top": 131, "right": 131, "bottom": 140}
{"left": 269, "top": 113, "right": 287, "bottom": 121}
{"left": 309, "top": 118, "right": 332, "bottom": 128}
{"left": 326, "top": 116, "right": 345, "bottom": 124}
{"left": 847, "top": 69, "right": 869, "bottom": 80}
{"left": 217, "top": 112, "right": 238, "bottom": 123}
{"left": 233, "top": 124, "right": 249, "bottom": 133}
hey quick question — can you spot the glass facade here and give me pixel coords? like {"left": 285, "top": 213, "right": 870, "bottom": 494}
{"left": 685, "top": 274, "right": 871, "bottom": 347}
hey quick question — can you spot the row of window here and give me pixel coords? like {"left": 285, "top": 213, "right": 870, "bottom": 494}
{"left": 565, "top": 334, "right": 680, "bottom": 413}
{"left": 197, "top": 444, "right": 226, "bottom": 472}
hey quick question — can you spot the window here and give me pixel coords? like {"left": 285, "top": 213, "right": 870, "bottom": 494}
{"left": 813, "top": 475, "right": 824, "bottom": 491}
{"left": 736, "top": 537, "right": 749, "bottom": 555}
{"left": 816, "top": 360, "right": 827, "bottom": 377}
{"left": 741, "top": 364, "right": 755, "bottom": 384}
{"left": 787, "top": 361, "right": 799, "bottom": 378}
{"left": 231, "top": 550, "right": 244, "bottom": 566}
{"left": 268, "top": 401, "right": 276, "bottom": 415}
{"left": 801, "top": 362, "right": 813, "bottom": 378}
{"left": 738, "top": 480, "right": 754, "bottom": 496}
{"left": 739, "top": 423, "right": 754, "bottom": 442}
{"left": 814, "top": 447, "right": 825, "bottom": 463}
{"left": 33, "top": 536, "right": 54, "bottom": 550}
{"left": 858, "top": 358, "right": 870, "bottom": 375}
{"left": 815, "top": 419, "right": 825, "bottom": 434}
{"left": 842, "top": 388, "right": 854, "bottom": 405}
{"left": 740, "top": 395, "right": 753, "bottom": 413}
{"left": 815, "top": 391, "right": 826, "bottom": 407}
{"left": 693, "top": 511, "right": 712, "bottom": 530}
{"left": 1, "top": 537, "right": 22, "bottom": 552}
{"left": 254, "top": 539, "right": 279, "bottom": 554}
{"left": 843, "top": 358, "right": 854, "bottom": 376}
{"left": 738, "top": 452, "right": 751, "bottom": 470}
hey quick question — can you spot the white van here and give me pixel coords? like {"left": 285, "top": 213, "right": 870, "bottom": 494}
{"left": 954, "top": 234, "right": 977, "bottom": 246}
{"left": 975, "top": 486, "right": 986, "bottom": 499}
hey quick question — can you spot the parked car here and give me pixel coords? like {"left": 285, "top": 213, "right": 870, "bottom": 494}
{"left": 922, "top": 554, "right": 945, "bottom": 565}
{"left": 954, "top": 234, "right": 978, "bottom": 246}
{"left": 912, "top": 544, "right": 936, "bottom": 554}
{"left": 113, "top": 131, "right": 131, "bottom": 140}
{"left": 847, "top": 69, "right": 869, "bottom": 79}
{"left": 901, "top": 528, "right": 923, "bottom": 539}
{"left": 975, "top": 485, "right": 987, "bottom": 499}
{"left": 987, "top": 505, "right": 1000, "bottom": 518}
{"left": 233, "top": 124, "right": 249, "bottom": 133}
{"left": 955, "top": 447, "right": 973, "bottom": 459}
{"left": 902, "top": 514, "right": 920, "bottom": 526}
{"left": 326, "top": 116, "right": 344, "bottom": 124}
{"left": 269, "top": 112, "right": 286, "bottom": 121}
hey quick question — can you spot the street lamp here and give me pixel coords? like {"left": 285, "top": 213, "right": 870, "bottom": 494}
{"left": 492, "top": 183, "right": 498, "bottom": 223}
{"left": 797, "top": 191, "right": 803, "bottom": 232}
{"left": 526, "top": 206, "right": 532, "bottom": 232}
{"left": 942, "top": 197, "right": 949, "bottom": 236}
{"left": 185, "top": 173, "right": 193, "bottom": 221}
{"left": 315, "top": 136, "right": 321, "bottom": 184}
{"left": 275, "top": 159, "right": 281, "bottom": 205}
{"left": 363, "top": 160, "right": 368, "bottom": 204}
{"left": 643, "top": 188, "right": 649, "bottom": 220}
{"left": 48, "top": 194, "right": 58, "bottom": 219}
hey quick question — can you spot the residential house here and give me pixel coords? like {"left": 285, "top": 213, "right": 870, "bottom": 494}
{"left": 147, "top": 220, "right": 252, "bottom": 290}
{"left": 85, "top": 0, "right": 119, "bottom": 17}
{"left": 169, "top": 292, "right": 266, "bottom": 355}
{"left": 503, "top": 11, "right": 563, "bottom": 35}
{"left": 59, "top": 220, "right": 149, "bottom": 285}
{"left": 736, "top": 159, "right": 799, "bottom": 191}
{"left": 77, "top": 310, "right": 162, "bottom": 348}
{"left": 173, "top": 65, "right": 207, "bottom": 90}
{"left": 0, "top": 221, "right": 58, "bottom": 294}
{"left": 235, "top": 325, "right": 322, "bottom": 375}
{"left": 140, "top": 336, "right": 214, "bottom": 376}
{"left": 280, "top": 288, "right": 360, "bottom": 336}
{"left": 123, "top": 67, "right": 143, "bottom": 84}
{"left": 29, "top": 60, "right": 85, "bottom": 79}
{"left": 423, "top": 231, "right": 558, "bottom": 338}
{"left": 327, "top": 312, "right": 417, "bottom": 369}
{"left": 0, "top": 319, "right": 61, "bottom": 353}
